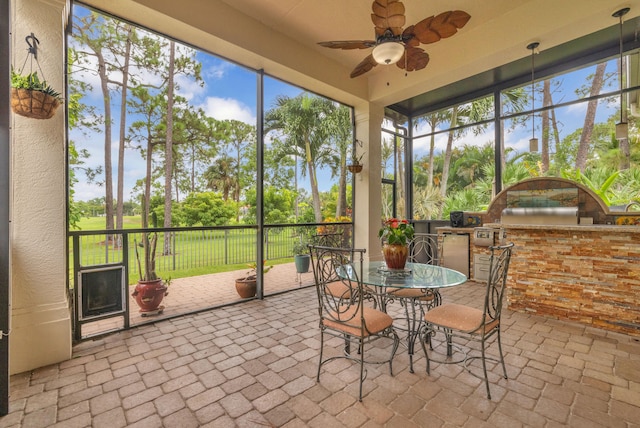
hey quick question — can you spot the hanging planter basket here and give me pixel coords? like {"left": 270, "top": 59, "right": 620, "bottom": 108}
{"left": 347, "top": 163, "right": 363, "bottom": 173}
{"left": 11, "top": 33, "right": 63, "bottom": 120}
{"left": 11, "top": 88, "right": 61, "bottom": 120}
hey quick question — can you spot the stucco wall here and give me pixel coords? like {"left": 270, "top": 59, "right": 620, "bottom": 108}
{"left": 10, "top": 0, "right": 71, "bottom": 374}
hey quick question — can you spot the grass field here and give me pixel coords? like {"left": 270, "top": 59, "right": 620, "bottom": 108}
{"left": 76, "top": 215, "right": 144, "bottom": 231}
{"left": 71, "top": 217, "right": 311, "bottom": 284}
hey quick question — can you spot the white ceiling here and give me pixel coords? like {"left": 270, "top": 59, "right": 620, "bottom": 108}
{"left": 90, "top": 0, "right": 640, "bottom": 110}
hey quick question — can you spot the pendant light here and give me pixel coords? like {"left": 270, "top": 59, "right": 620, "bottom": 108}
{"left": 613, "top": 7, "right": 630, "bottom": 141}
{"left": 527, "top": 41, "right": 540, "bottom": 152}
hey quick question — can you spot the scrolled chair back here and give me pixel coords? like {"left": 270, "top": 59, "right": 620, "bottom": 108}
{"left": 409, "top": 233, "right": 441, "bottom": 265}
{"left": 308, "top": 245, "right": 366, "bottom": 324}
{"left": 484, "top": 242, "right": 514, "bottom": 323}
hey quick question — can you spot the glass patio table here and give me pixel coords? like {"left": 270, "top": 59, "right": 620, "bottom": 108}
{"left": 338, "top": 261, "right": 467, "bottom": 372}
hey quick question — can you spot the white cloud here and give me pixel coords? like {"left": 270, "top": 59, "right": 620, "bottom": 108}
{"left": 202, "top": 97, "right": 255, "bottom": 124}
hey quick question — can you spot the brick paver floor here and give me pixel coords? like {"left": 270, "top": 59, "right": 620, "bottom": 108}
{"left": 2, "top": 281, "right": 639, "bottom": 427}
{"left": 81, "top": 262, "right": 316, "bottom": 338}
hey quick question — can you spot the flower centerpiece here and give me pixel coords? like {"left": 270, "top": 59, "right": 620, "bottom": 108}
{"left": 378, "top": 218, "right": 414, "bottom": 270}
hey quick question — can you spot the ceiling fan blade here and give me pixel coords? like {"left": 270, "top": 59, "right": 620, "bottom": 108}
{"left": 402, "top": 26, "right": 420, "bottom": 47}
{"left": 371, "top": 0, "right": 406, "bottom": 36}
{"left": 318, "top": 40, "right": 376, "bottom": 50}
{"left": 350, "top": 54, "right": 378, "bottom": 78}
{"left": 411, "top": 10, "right": 471, "bottom": 45}
{"left": 397, "top": 47, "right": 430, "bottom": 72}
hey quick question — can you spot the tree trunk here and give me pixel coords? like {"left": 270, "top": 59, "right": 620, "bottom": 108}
{"left": 97, "top": 50, "right": 114, "bottom": 235}
{"left": 116, "top": 26, "right": 132, "bottom": 232}
{"left": 336, "top": 149, "right": 347, "bottom": 218}
{"left": 575, "top": 62, "right": 606, "bottom": 172}
{"left": 438, "top": 106, "right": 457, "bottom": 217}
{"left": 143, "top": 137, "right": 153, "bottom": 230}
{"left": 396, "top": 135, "right": 405, "bottom": 215}
{"left": 428, "top": 130, "right": 435, "bottom": 186}
{"left": 163, "top": 40, "right": 176, "bottom": 255}
{"left": 306, "top": 139, "right": 322, "bottom": 223}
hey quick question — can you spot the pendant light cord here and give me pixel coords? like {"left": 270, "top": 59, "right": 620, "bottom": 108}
{"left": 619, "top": 12, "right": 624, "bottom": 124}
{"left": 527, "top": 42, "right": 539, "bottom": 141}
{"left": 531, "top": 48, "right": 535, "bottom": 139}
{"left": 613, "top": 8, "right": 630, "bottom": 126}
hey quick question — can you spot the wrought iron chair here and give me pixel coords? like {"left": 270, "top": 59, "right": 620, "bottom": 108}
{"left": 386, "top": 233, "right": 442, "bottom": 372}
{"left": 308, "top": 245, "right": 400, "bottom": 401}
{"left": 420, "top": 242, "right": 514, "bottom": 399}
{"left": 311, "top": 232, "right": 344, "bottom": 248}
{"left": 388, "top": 233, "right": 443, "bottom": 305}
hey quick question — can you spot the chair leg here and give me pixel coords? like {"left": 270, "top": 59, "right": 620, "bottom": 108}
{"left": 419, "top": 327, "right": 431, "bottom": 375}
{"left": 388, "top": 328, "right": 400, "bottom": 376}
{"left": 343, "top": 334, "right": 351, "bottom": 355}
{"left": 445, "top": 330, "right": 453, "bottom": 356}
{"left": 317, "top": 330, "right": 325, "bottom": 382}
{"left": 404, "top": 297, "right": 420, "bottom": 373}
{"left": 358, "top": 337, "right": 364, "bottom": 401}
{"left": 497, "top": 329, "right": 508, "bottom": 379}
{"left": 480, "top": 338, "right": 491, "bottom": 399}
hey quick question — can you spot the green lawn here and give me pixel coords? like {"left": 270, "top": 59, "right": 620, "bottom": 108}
{"left": 71, "top": 216, "right": 301, "bottom": 284}
{"left": 76, "top": 215, "right": 143, "bottom": 231}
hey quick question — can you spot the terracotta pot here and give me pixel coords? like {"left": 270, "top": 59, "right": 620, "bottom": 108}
{"left": 382, "top": 243, "right": 409, "bottom": 270}
{"left": 235, "top": 278, "right": 257, "bottom": 298}
{"left": 132, "top": 278, "right": 168, "bottom": 313}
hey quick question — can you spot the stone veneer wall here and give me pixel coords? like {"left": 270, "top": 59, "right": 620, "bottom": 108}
{"left": 506, "top": 225, "right": 640, "bottom": 336}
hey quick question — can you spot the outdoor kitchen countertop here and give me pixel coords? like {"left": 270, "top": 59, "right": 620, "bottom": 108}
{"left": 484, "top": 222, "right": 640, "bottom": 232}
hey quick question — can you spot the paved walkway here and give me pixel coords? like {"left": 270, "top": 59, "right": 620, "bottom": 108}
{"left": 3, "top": 281, "right": 640, "bottom": 427}
{"left": 81, "top": 262, "right": 315, "bottom": 338}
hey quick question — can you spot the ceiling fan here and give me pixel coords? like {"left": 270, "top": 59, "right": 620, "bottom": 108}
{"left": 318, "top": 0, "right": 471, "bottom": 78}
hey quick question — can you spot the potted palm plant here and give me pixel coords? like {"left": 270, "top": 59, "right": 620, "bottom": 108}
{"left": 235, "top": 261, "right": 273, "bottom": 298}
{"left": 292, "top": 241, "right": 311, "bottom": 273}
{"left": 11, "top": 69, "right": 63, "bottom": 119}
{"left": 131, "top": 214, "right": 168, "bottom": 314}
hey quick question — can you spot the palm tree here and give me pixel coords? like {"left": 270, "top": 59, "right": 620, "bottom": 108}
{"left": 264, "top": 94, "right": 345, "bottom": 223}
{"left": 204, "top": 156, "right": 237, "bottom": 201}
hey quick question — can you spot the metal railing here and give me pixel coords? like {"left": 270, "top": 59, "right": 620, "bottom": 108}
{"left": 69, "top": 222, "right": 353, "bottom": 286}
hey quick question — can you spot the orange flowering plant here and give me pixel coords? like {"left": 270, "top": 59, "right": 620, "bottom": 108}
{"left": 378, "top": 218, "right": 415, "bottom": 246}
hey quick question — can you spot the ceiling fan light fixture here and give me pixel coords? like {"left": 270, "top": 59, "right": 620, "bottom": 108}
{"left": 372, "top": 41, "right": 404, "bottom": 65}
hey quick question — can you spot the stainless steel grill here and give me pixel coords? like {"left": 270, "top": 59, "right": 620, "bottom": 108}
{"left": 500, "top": 207, "right": 578, "bottom": 225}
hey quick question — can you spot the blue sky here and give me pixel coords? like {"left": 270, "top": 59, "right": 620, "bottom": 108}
{"left": 412, "top": 59, "right": 622, "bottom": 161}
{"left": 71, "top": 4, "right": 320, "bottom": 202}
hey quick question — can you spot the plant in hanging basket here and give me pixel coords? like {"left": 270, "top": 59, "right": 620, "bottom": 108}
{"left": 11, "top": 69, "right": 63, "bottom": 119}
{"left": 347, "top": 139, "right": 365, "bottom": 173}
